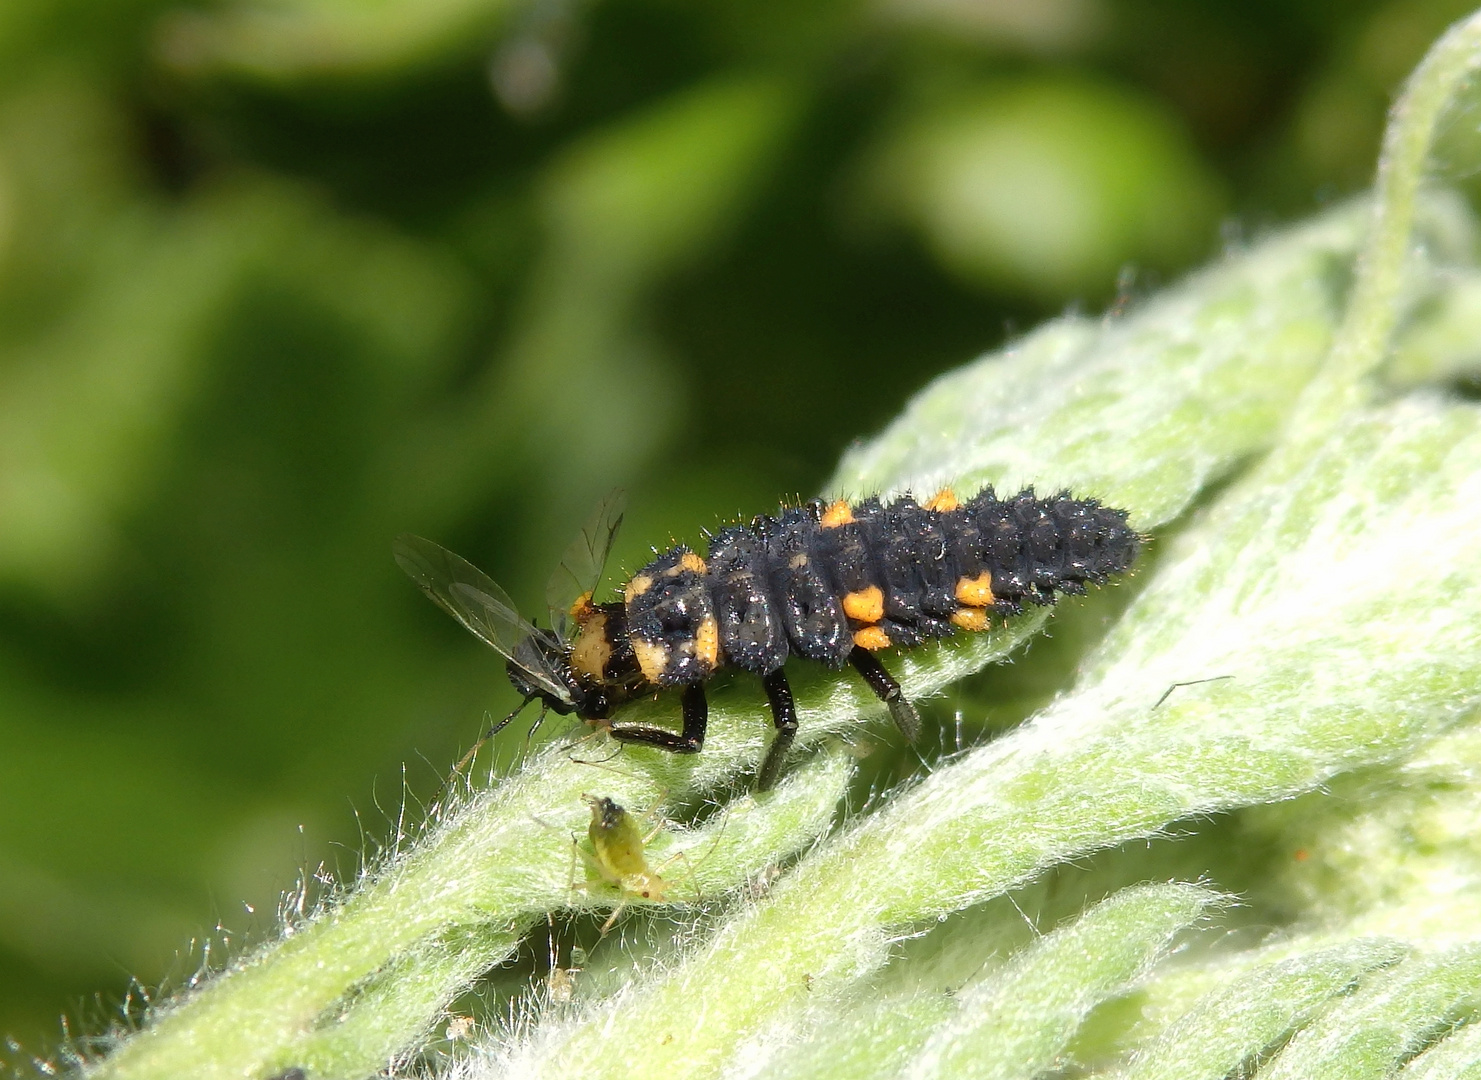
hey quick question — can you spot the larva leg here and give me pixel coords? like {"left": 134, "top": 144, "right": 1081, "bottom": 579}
{"left": 756, "top": 668, "right": 799, "bottom": 791}
{"left": 848, "top": 648, "right": 921, "bottom": 742}
{"left": 607, "top": 684, "right": 708, "bottom": 754}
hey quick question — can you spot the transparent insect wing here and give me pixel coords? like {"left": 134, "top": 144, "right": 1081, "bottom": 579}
{"left": 546, "top": 489, "right": 627, "bottom": 637}
{"left": 393, "top": 534, "right": 573, "bottom": 705}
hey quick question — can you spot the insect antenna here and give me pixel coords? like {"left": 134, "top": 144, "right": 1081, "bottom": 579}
{"left": 450, "top": 695, "right": 536, "bottom": 780}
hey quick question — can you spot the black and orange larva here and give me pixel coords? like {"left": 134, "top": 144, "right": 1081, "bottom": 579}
{"left": 395, "top": 486, "right": 1139, "bottom": 789}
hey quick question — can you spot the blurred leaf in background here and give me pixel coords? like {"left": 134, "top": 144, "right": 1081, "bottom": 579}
{"left": 860, "top": 75, "right": 1226, "bottom": 298}
{"left": 0, "top": 0, "right": 1467, "bottom": 1062}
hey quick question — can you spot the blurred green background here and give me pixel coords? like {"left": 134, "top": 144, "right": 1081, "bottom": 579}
{"left": 0, "top": 0, "right": 1473, "bottom": 1060}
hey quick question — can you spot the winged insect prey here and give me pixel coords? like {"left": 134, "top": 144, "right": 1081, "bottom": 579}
{"left": 547, "top": 489, "right": 627, "bottom": 641}
{"left": 396, "top": 486, "right": 1140, "bottom": 788}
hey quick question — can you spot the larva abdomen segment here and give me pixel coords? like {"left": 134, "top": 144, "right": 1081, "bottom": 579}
{"left": 622, "top": 487, "right": 1139, "bottom": 686}
{"left": 706, "top": 525, "right": 788, "bottom": 675}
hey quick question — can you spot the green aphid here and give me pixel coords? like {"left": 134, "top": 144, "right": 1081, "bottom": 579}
{"left": 581, "top": 794, "right": 670, "bottom": 904}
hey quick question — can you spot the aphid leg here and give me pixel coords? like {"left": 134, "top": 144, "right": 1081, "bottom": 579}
{"left": 545, "top": 911, "right": 561, "bottom": 996}
{"left": 848, "top": 648, "right": 921, "bottom": 742}
{"left": 599, "top": 899, "right": 630, "bottom": 935}
{"left": 568, "top": 832, "right": 586, "bottom": 896}
{"left": 756, "top": 668, "right": 799, "bottom": 791}
{"left": 652, "top": 848, "right": 704, "bottom": 906}
{"left": 572, "top": 842, "right": 632, "bottom": 935}
{"left": 640, "top": 817, "right": 666, "bottom": 847}
{"left": 607, "top": 684, "right": 708, "bottom": 754}
{"left": 647, "top": 799, "right": 732, "bottom": 908}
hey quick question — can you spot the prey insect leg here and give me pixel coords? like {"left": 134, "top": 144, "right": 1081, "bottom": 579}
{"left": 607, "top": 684, "right": 708, "bottom": 754}
{"left": 435, "top": 698, "right": 547, "bottom": 803}
{"left": 848, "top": 648, "right": 921, "bottom": 742}
{"left": 756, "top": 667, "right": 799, "bottom": 791}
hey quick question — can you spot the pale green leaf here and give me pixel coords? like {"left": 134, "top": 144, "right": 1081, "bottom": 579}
{"left": 900, "top": 883, "right": 1217, "bottom": 1080}
{"left": 1398, "top": 1020, "right": 1481, "bottom": 1079}
{"left": 1261, "top": 946, "right": 1481, "bottom": 1080}
{"left": 1116, "top": 939, "right": 1409, "bottom": 1080}
{"left": 759, "top": 884, "right": 1219, "bottom": 1080}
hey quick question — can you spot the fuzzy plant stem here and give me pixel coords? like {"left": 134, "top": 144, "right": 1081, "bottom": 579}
{"left": 761, "top": 884, "right": 1221, "bottom": 1080}
{"left": 83, "top": 74, "right": 1417, "bottom": 1080}
{"left": 499, "top": 397, "right": 1481, "bottom": 1080}
{"left": 1398, "top": 1020, "right": 1481, "bottom": 1079}
{"left": 488, "top": 13, "right": 1481, "bottom": 1069}
{"left": 87, "top": 748, "right": 853, "bottom": 1080}
{"left": 1280, "top": 8, "right": 1481, "bottom": 445}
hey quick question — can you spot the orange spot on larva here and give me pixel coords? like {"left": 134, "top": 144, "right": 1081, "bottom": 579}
{"left": 923, "top": 488, "right": 960, "bottom": 513}
{"left": 820, "top": 500, "right": 854, "bottom": 528}
{"left": 571, "top": 612, "right": 612, "bottom": 680}
{"left": 842, "top": 586, "right": 884, "bottom": 624}
{"left": 632, "top": 638, "right": 669, "bottom": 683}
{"left": 694, "top": 616, "right": 720, "bottom": 671}
{"left": 950, "top": 608, "right": 989, "bottom": 632}
{"left": 624, "top": 574, "right": 653, "bottom": 605}
{"left": 954, "top": 572, "right": 995, "bottom": 607}
{"left": 852, "top": 626, "right": 890, "bottom": 651}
